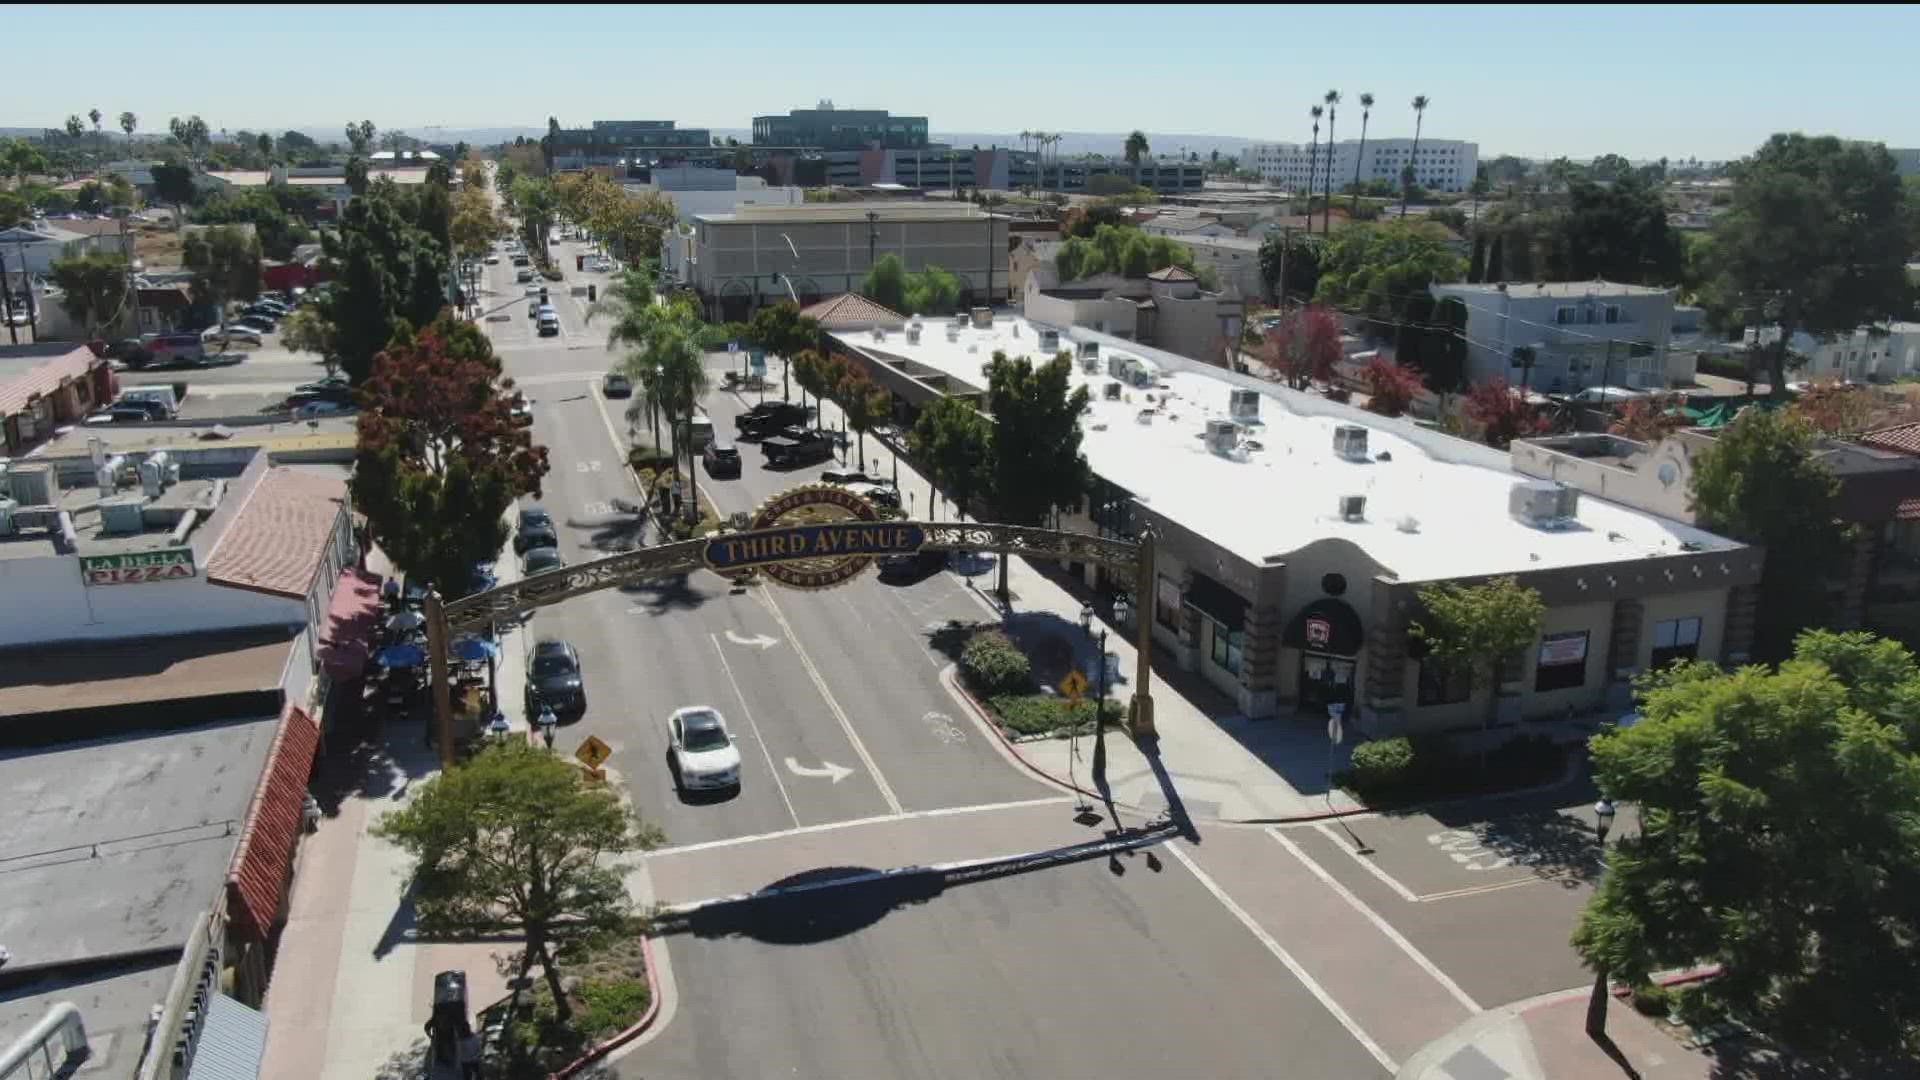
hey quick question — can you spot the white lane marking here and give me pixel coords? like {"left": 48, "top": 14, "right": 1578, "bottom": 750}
{"left": 707, "top": 632, "right": 801, "bottom": 828}
{"left": 783, "top": 757, "right": 854, "bottom": 783}
{"left": 755, "top": 584, "right": 905, "bottom": 815}
{"left": 724, "top": 629, "right": 779, "bottom": 650}
{"left": 647, "top": 795, "right": 1072, "bottom": 858}
{"left": 1311, "top": 822, "right": 1424, "bottom": 903}
{"left": 1269, "top": 828, "right": 1483, "bottom": 1014}
{"left": 1164, "top": 841, "right": 1399, "bottom": 1074}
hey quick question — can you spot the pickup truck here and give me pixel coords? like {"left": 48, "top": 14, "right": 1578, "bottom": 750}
{"left": 735, "top": 401, "right": 808, "bottom": 437}
{"left": 761, "top": 429, "right": 834, "bottom": 467}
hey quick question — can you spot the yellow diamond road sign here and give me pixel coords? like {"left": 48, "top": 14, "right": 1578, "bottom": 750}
{"left": 1058, "top": 670, "right": 1089, "bottom": 702}
{"left": 574, "top": 735, "right": 612, "bottom": 770}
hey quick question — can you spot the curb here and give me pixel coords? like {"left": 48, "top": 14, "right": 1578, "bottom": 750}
{"left": 939, "top": 663, "right": 1149, "bottom": 815}
{"left": 546, "top": 932, "right": 663, "bottom": 1079}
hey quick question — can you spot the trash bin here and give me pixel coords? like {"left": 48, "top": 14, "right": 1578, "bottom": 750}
{"left": 588, "top": 283, "right": 597, "bottom": 302}
{"left": 427, "top": 970, "right": 471, "bottom": 1067}
{"left": 576, "top": 254, "right": 584, "bottom": 271}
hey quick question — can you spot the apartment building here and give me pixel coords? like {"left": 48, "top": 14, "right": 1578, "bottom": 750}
{"left": 1241, "top": 138, "right": 1479, "bottom": 194}
{"left": 1428, "top": 281, "right": 1677, "bottom": 393}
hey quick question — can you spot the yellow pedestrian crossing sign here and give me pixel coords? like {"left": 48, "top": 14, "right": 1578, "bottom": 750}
{"left": 1058, "top": 670, "right": 1089, "bottom": 703}
{"left": 574, "top": 734, "right": 612, "bottom": 770}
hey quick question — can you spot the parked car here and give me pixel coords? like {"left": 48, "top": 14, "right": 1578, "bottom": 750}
{"left": 85, "top": 406, "right": 158, "bottom": 425}
{"left": 667, "top": 706, "right": 741, "bottom": 791}
{"left": 203, "top": 326, "right": 264, "bottom": 346}
{"left": 525, "top": 639, "right": 586, "bottom": 717}
{"left": 702, "top": 439, "right": 741, "bottom": 478}
{"left": 842, "top": 480, "right": 901, "bottom": 510}
{"left": 603, "top": 372, "right": 632, "bottom": 397}
{"left": 537, "top": 311, "right": 560, "bottom": 337}
{"left": 821, "top": 469, "right": 880, "bottom": 487}
{"left": 521, "top": 545, "right": 565, "bottom": 576}
{"left": 295, "top": 400, "right": 352, "bottom": 419}
{"left": 761, "top": 429, "right": 834, "bottom": 467}
{"left": 109, "top": 398, "right": 171, "bottom": 420}
{"left": 512, "top": 254, "right": 530, "bottom": 268}
{"left": 106, "top": 337, "right": 154, "bottom": 366}
{"left": 736, "top": 401, "right": 808, "bottom": 436}
{"left": 516, "top": 268, "right": 534, "bottom": 284}
{"left": 878, "top": 548, "right": 948, "bottom": 581}
{"left": 295, "top": 375, "right": 352, "bottom": 394}
{"left": 286, "top": 383, "right": 353, "bottom": 407}
{"left": 227, "top": 316, "right": 276, "bottom": 335}
{"left": 515, "top": 506, "right": 556, "bottom": 553}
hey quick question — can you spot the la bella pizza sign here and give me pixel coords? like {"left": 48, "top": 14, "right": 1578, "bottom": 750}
{"left": 79, "top": 547, "right": 197, "bottom": 586}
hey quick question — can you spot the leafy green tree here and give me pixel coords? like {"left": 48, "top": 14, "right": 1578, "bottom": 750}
{"left": 1408, "top": 576, "right": 1544, "bottom": 728}
{"left": 0, "top": 190, "right": 27, "bottom": 229}
{"left": 351, "top": 312, "right": 549, "bottom": 597}
{"left": 745, "top": 301, "right": 819, "bottom": 403}
{"left": 587, "top": 267, "right": 669, "bottom": 446}
{"left": 344, "top": 120, "right": 375, "bottom": 157}
{"left": 1123, "top": 131, "right": 1149, "bottom": 165}
{"left": 183, "top": 225, "right": 262, "bottom": 329}
{"left": 1689, "top": 407, "right": 1843, "bottom": 662}
{"left": 255, "top": 132, "right": 273, "bottom": 162}
{"left": 984, "top": 349, "right": 1092, "bottom": 598}
{"left": 1574, "top": 630, "right": 1920, "bottom": 1064}
{"left": 1561, "top": 174, "right": 1682, "bottom": 285}
{"left": 0, "top": 138, "right": 48, "bottom": 187}
{"left": 1709, "top": 134, "right": 1909, "bottom": 398}
{"left": 194, "top": 189, "right": 313, "bottom": 260}
{"left": 903, "top": 264, "right": 962, "bottom": 313}
{"left": 792, "top": 349, "right": 830, "bottom": 429}
{"left": 839, "top": 370, "right": 891, "bottom": 471}
{"left": 151, "top": 160, "right": 196, "bottom": 220}
{"left": 279, "top": 306, "right": 339, "bottom": 374}
{"left": 860, "top": 253, "right": 909, "bottom": 313}
{"left": 511, "top": 175, "right": 557, "bottom": 253}
{"left": 279, "top": 129, "right": 318, "bottom": 153}
{"left": 642, "top": 299, "right": 711, "bottom": 523}
{"left": 910, "top": 394, "right": 993, "bottom": 524}
{"left": 320, "top": 181, "right": 449, "bottom": 381}
{"left": 166, "top": 115, "right": 210, "bottom": 167}
{"left": 1313, "top": 220, "right": 1466, "bottom": 335}
{"left": 1258, "top": 231, "right": 1320, "bottom": 304}
{"left": 344, "top": 155, "right": 369, "bottom": 197}
{"left": 48, "top": 252, "right": 129, "bottom": 339}
{"left": 372, "top": 741, "right": 662, "bottom": 1024}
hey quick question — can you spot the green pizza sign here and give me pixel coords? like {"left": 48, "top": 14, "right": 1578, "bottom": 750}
{"left": 80, "top": 547, "right": 198, "bottom": 586}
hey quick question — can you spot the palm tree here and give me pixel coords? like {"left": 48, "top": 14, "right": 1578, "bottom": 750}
{"left": 88, "top": 108, "right": 102, "bottom": 171}
{"left": 647, "top": 308, "right": 711, "bottom": 526}
{"left": 1124, "top": 130, "right": 1149, "bottom": 166}
{"left": 1020, "top": 130, "right": 1032, "bottom": 155}
{"left": 1401, "top": 94, "right": 1430, "bottom": 219}
{"left": 1306, "top": 105, "right": 1323, "bottom": 220}
{"left": 1321, "top": 90, "right": 1341, "bottom": 235}
{"left": 119, "top": 111, "right": 136, "bottom": 158}
{"left": 586, "top": 267, "right": 666, "bottom": 444}
{"left": 1350, "top": 92, "right": 1374, "bottom": 217}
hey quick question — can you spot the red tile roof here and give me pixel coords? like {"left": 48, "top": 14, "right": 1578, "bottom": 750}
{"left": 1900, "top": 497, "right": 1920, "bottom": 521}
{"left": 800, "top": 292, "right": 908, "bottom": 329}
{"left": 1858, "top": 423, "right": 1920, "bottom": 457}
{"left": 204, "top": 467, "right": 348, "bottom": 599}
{"left": 0, "top": 346, "right": 99, "bottom": 418}
{"left": 226, "top": 702, "right": 318, "bottom": 943}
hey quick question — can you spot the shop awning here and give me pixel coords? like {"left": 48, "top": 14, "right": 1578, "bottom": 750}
{"left": 185, "top": 993, "right": 269, "bottom": 1080}
{"left": 1184, "top": 573, "right": 1246, "bottom": 631}
{"left": 1284, "top": 598, "right": 1365, "bottom": 656}
{"left": 226, "top": 703, "right": 318, "bottom": 943}
{"left": 316, "top": 569, "right": 383, "bottom": 680}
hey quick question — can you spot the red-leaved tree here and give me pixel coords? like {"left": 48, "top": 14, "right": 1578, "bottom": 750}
{"left": 353, "top": 310, "right": 551, "bottom": 597}
{"left": 1263, "top": 303, "right": 1343, "bottom": 390}
{"left": 1790, "top": 380, "right": 1875, "bottom": 437}
{"left": 1465, "top": 378, "right": 1550, "bottom": 449}
{"left": 1361, "top": 357, "right": 1423, "bottom": 418}
{"left": 1609, "top": 392, "right": 1689, "bottom": 443}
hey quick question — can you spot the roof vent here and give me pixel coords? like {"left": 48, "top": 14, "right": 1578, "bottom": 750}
{"left": 1333, "top": 424, "right": 1370, "bottom": 461}
{"left": 871, "top": 327, "right": 886, "bottom": 342}
{"left": 971, "top": 307, "right": 993, "bottom": 328}
{"left": 951, "top": 312, "right": 969, "bottom": 328}
{"left": 907, "top": 324, "right": 922, "bottom": 344}
{"left": 1038, "top": 328, "right": 1060, "bottom": 351}
{"left": 1396, "top": 514, "right": 1420, "bottom": 533}
{"left": 98, "top": 494, "right": 148, "bottom": 535}
{"left": 1339, "top": 494, "right": 1367, "bottom": 522}
{"left": 1229, "top": 387, "right": 1260, "bottom": 424}
{"left": 1205, "top": 418, "right": 1239, "bottom": 455}
{"left": 946, "top": 325, "right": 960, "bottom": 342}
{"left": 1509, "top": 479, "right": 1580, "bottom": 528}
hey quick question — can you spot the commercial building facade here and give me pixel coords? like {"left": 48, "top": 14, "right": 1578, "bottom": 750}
{"left": 828, "top": 314, "right": 1759, "bottom": 735}
{"left": 752, "top": 106, "right": 929, "bottom": 150}
{"left": 685, "top": 203, "right": 1009, "bottom": 322}
{"left": 550, "top": 120, "right": 714, "bottom": 170}
{"left": 1428, "top": 280, "right": 1677, "bottom": 393}
{"left": 1241, "top": 137, "right": 1480, "bottom": 193}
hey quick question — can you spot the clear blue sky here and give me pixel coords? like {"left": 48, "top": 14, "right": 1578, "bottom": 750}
{"left": 8, "top": 4, "right": 1914, "bottom": 161}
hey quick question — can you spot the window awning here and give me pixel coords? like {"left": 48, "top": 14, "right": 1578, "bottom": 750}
{"left": 226, "top": 703, "right": 318, "bottom": 943}
{"left": 1284, "top": 597, "right": 1365, "bottom": 656}
{"left": 1184, "top": 573, "right": 1245, "bottom": 632}
{"left": 185, "top": 993, "right": 269, "bottom": 1080}
{"left": 316, "top": 569, "right": 383, "bottom": 680}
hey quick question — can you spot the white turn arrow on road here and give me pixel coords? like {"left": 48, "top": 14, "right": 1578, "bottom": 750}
{"left": 784, "top": 757, "right": 854, "bottom": 783}
{"left": 725, "top": 629, "right": 779, "bottom": 650}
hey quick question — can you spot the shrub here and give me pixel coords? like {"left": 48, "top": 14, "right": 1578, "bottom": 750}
{"left": 988, "top": 693, "right": 1118, "bottom": 738}
{"left": 1631, "top": 983, "right": 1673, "bottom": 1018}
{"left": 961, "top": 629, "right": 1032, "bottom": 696}
{"left": 1348, "top": 737, "right": 1415, "bottom": 790}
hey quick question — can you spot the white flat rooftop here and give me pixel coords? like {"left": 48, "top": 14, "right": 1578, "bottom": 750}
{"left": 839, "top": 317, "right": 1739, "bottom": 582}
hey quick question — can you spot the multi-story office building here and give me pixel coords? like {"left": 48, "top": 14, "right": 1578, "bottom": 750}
{"left": 550, "top": 120, "right": 714, "bottom": 170}
{"left": 1241, "top": 137, "right": 1479, "bottom": 193}
{"left": 752, "top": 104, "right": 929, "bottom": 150}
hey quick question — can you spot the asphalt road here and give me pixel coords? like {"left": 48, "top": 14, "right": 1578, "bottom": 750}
{"left": 483, "top": 243, "right": 1051, "bottom": 850}
{"left": 628, "top": 852, "right": 1389, "bottom": 1080}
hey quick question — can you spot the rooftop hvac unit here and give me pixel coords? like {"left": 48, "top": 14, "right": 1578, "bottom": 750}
{"left": 1228, "top": 387, "right": 1260, "bottom": 424}
{"left": 1509, "top": 479, "right": 1580, "bottom": 528}
{"left": 0, "top": 497, "right": 15, "bottom": 536}
{"left": 1339, "top": 494, "right": 1367, "bottom": 522}
{"left": 1332, "top": 424, "right": 1370, "bottom": 462}
{"left": 7, "top": 462, "right": 57, "bottom": 507}
{"left": 1103, "top": 381, "right": 1123, "bottom": 401}
{"left": 1081, "top": 351, "right": 1101, "bottom": 374}
{"left": 946, "top": 325, "right": 961, "bottom": 341}
{"left": 139, "top": 459, "right": 164, "bottom": 497}
{"left": 1078, "top": 341, "right": 1100, "bottom": 361}
{"left": 1205, "top": 418, "right": 1239, "bottom": 454}
{"left": 907, "top": 323, "right": 923, "bottom": 344}
{"left": 1038, "top": 328, "right": 1060, "bottom": 351}
{"left": 950, "top": 312, "right": 969, "bottom": 328}
{"left": 98, "top": 494, "right": 148, "bottom": 535}
{"left": 970, "top": 307, "right": 993, "bottom": 328}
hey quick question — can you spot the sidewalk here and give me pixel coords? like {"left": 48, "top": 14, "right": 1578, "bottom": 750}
{"left": 260, "top": 545, "right": 528, "bottom": 1080}
{"left": 802, "top": 385, "right": 1362, "bottom": 822}
{"left": 1399, "top": 988, "right": 1714, "bottom": 1080}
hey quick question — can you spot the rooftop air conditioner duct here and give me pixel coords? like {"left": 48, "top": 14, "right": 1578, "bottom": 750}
{"left": 1339, "top": 494, "right": 1367, "bottom": 522}
{"left": 139, "top": 459, "right": 164, "bottom": 497}
{"left": 1038, "top": 328, "right": 1060, "bottom": 351}
{"left": 98, "top": 455, "right": 128, "bottom": 498}
{"left": 7, "top": 463, "right": 55, "bottom": 506}
{"left": 1205, "top": 418, "right": 1239, "bottom": 455}
{"left": 906, "top": 325, "right": 921, "bottom": 344}
{"left": 970, "top": 307, "right": 992, "bottom": 328}
{"left": 1332, "top": 424, "right": 1370, "bottom": 462}
{"left": 1229, "top": 388, "right": 1260, "bottom": 424}
{"left": 1509, "top": 479, "right": 1580, "bottom": 528}
{"left": 98, "top": 494, "right": 147, "bottom": 535}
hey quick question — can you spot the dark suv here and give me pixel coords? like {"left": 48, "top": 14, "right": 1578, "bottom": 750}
{"left": 762, "top": 428, "right": 834, "bottom": 467}
{"left": 703, "top": 439, "right": 742, "bottom": 477}
{"left": 736, "top": 401, "right": 808, "bottom": 438}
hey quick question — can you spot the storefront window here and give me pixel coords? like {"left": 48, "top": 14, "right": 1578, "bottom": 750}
{"left": 1208, "top": 618, "right": 1242, "bottom": 675}
{"left": 1156, "top": 575, "right": 1182, "bottom": 630}
{"left": 1649, "top": 617, "right": 1701, "bottom": 668}
{"left": 1534, "top": 631, "right": 1589, "bottom": 692}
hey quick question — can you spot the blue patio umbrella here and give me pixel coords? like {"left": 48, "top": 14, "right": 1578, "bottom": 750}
{"left": 374, "top": 642, "right": 427, "bottom": 668}
{"left": 450, "top": 636, "right": 500, "bottom": 663}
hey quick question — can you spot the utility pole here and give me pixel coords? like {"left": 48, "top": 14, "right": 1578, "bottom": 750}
{"left": 866, "top": 210, "right": 879, "bottom": 271}
{"left": 983, "top": 209, "right": 994, "bottom": 308}
{"left": 1274, "top": 226, "right": 1296, "bottom": 307}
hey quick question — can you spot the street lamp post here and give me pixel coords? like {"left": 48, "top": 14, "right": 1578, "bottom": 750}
{"left": 1080, "top": 600, "right": 1119, "bottom": 792}
{"left": 1585, "top": 797, "right": 1618, "bottom": 1038}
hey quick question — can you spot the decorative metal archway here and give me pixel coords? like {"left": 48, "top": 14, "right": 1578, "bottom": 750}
{"left": 423, "top": 522, "right": 1158, "bottom": 767}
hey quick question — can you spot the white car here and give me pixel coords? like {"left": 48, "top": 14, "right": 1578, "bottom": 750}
{"left": 203, "top": 326, "right": 264, "bottom": 345}
{"left": 667, "top": 706, "right": 741, "bottom": 791}
{"left": 485, "top": 254, "right": 500, "bottom": 265}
